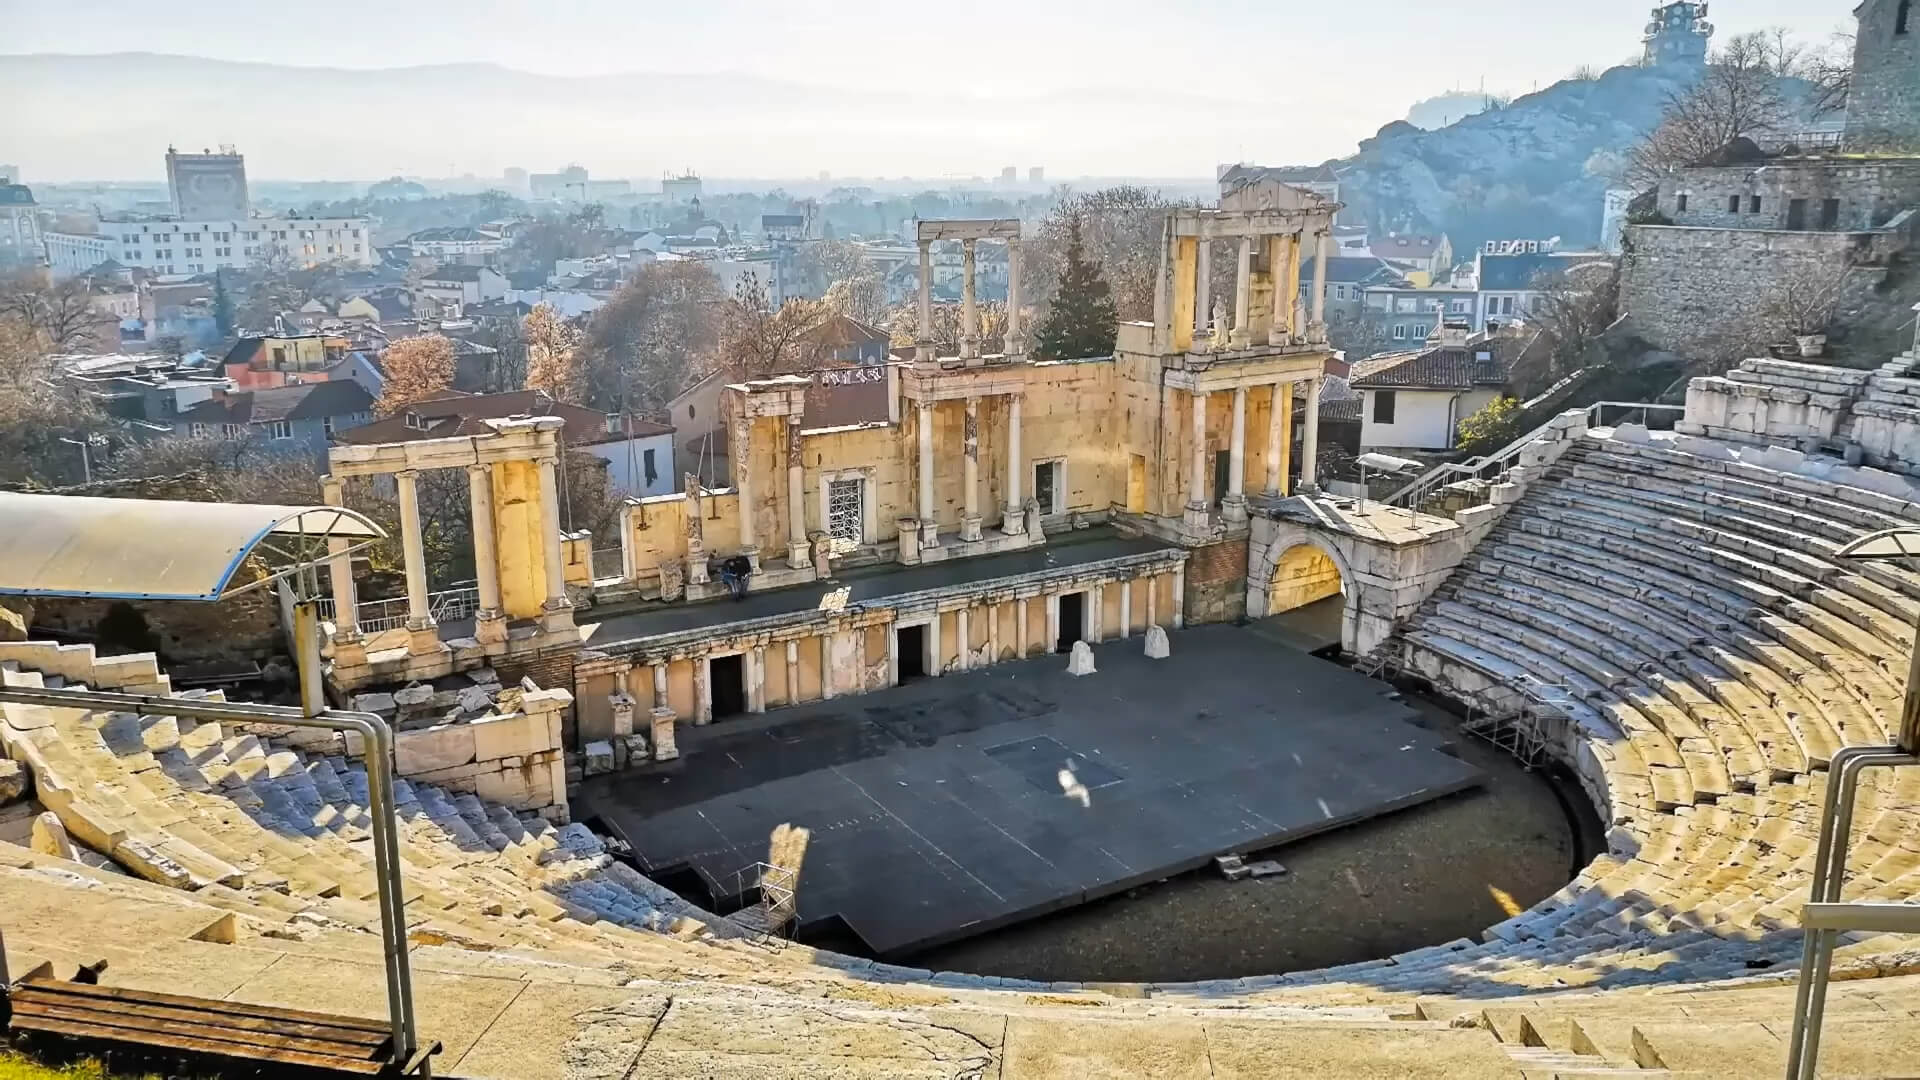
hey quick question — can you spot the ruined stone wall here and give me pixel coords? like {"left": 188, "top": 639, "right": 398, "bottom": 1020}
{"left": 1844, "top": 0, "right": 1920, "bottom": 152}
{"left": 1184, "top": 538, "right": 1248, "bottom": 624}
{"left": 345, "top": 693, "right": 572, "bottom": 821}
{"left": 1657, "top": 161, "right": 1920, "bottom": 230}
{"left": 1620, "top": 224, "right": 1888, "bottom": 360}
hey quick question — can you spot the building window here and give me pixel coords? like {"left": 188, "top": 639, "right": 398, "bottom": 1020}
{"left": 1392, "top": 324, "right": 1408, "bottom": 340}
{"left": 1676, "top": 193, "right": 1689, "bottom": 212}
{"left": 1413, "top": 324, "right": 1430, "bottom": 340}
{"left": 190, "top": 422, "right": 211, "bottom": 438}
{"left": 1373, "top": 391, "right": 1398, "bottom": 425}
{"left": 1749, "top": 195, "right": 1762, "bottom": 214}
{"left": 223, "top": 424, "right": 244, "bottom": 439}
{"left": 643, "top": 447, "right": 658, "bottom": 486}
{"left": 1898, "top": 0, "right": 1911, "bottom": 34}
{"left": 322, "top": 416, "right": 335, "bottom": 436}
{"left": 826, "top": 477, "right": 864, "bottom": 550}
{"left": 265, "top": 420, "right": 292, "bottom": 440}
{"left": 1728, "top": 195, "right": 1742, "bottom": 214}
{"left": 1034, "top": 459, "right": 1066, "bottom": 515}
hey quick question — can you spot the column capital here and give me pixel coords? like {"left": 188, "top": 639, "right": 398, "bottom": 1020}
{"left": 466, "top": 462, "right": 489, "bottom": 478}
{"left": 395, "top": 468, "right": 419, "bottom": 481}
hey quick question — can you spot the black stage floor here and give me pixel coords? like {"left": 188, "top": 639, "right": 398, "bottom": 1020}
{"left": 578, "top": 623, "right": 1484, "bottom": 957}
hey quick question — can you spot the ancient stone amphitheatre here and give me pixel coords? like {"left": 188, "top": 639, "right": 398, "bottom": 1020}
{"left": 0, "top": 348, "right": 1917, "bottom": 1077}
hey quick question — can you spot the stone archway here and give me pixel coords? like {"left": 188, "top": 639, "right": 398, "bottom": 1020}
{"left": 1245, "top": 521, "right": 1365, "bottom": 655}
{"left": 1267, "top": 544, "right": 1344, "bottom": 615}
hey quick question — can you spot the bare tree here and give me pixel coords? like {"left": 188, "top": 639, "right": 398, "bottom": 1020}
{"left": 884, "top": 299, "right": 1008, "bottom": 354}
{"left": 0, "top": 314, "right": 112, "bottom": 486}
{"left": 522, "top": 302, "right": 584, "bottom": 403}
{"left": 1765, "top": 260, "right": 1857, "bottom": 340}
{"left": 375, "top": 335, "right": 456, "bottom": 416}
{"left": 715, "top": 278, "right": 830, "bottom": 380}
{"left": 1526, "top": 261, "right": 1622, "bottom": 392}
{"left": 1026, "top": 187, "right": 1192, "bottom": 323}
{"left": 576, "top": 260, "right": 724, "bottom": 417}
{"left": 0, "top": 270, "right": 107, "bottom": 352}
{"left": 1627, "top": 31, "right": 1794, "bottom": 185}
{"left": 1803, "top": 31, "right": 1856, "bottom": 117}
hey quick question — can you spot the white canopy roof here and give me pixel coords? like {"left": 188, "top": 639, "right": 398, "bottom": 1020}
{"left": 0, "top": 493, "right": 384, "bottom": 602}
{"left": 1837, "top": 527, "right": 1920, "bottom": 562}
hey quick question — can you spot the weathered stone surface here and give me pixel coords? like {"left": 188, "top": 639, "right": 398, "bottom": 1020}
{"left": 1067, "top": 640, "right": 1096, "bottom": 676}
{"left": 0, "top": 603, "right": 27, "bottom": 642}
{"left": 622, "top": 732, "right": 650, "bottom": 766}
{"left": 393, "top": 682, "right": 434, "bottom": 708}
{"left": 456, "top": 685, "right": 495, "bottom": 715}
{"left": 1143, "top": 625, "right": 1170, "bottom": 660}
{"left": 650, "top": 706, "right": 678, "bottom": 761}
{"left": 30, "top": 810, "right": 75, "bottom": 859}
{"left": 0, "top": 757, "right": 28, "bottom": 804}
{"left": 583, "top": 740, "right": 615, "bottom": 776}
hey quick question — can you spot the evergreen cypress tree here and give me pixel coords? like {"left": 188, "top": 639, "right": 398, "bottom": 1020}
{"left": 212, "top": 270, "right": 235, "bottom": 337}
{"left": 1034, "top": 214, "right": 1118, "bottom": 360}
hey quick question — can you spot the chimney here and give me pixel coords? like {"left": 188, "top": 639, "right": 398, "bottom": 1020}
{"left": 1437, "top": 320, "right": 1472, "bottom": 347}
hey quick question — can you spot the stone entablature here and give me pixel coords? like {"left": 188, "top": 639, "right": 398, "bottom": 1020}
{"left": 914, "top": 218, "right": 1023, "bottom": 364}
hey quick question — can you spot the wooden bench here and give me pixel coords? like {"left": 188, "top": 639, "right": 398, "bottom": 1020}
{"left": 3, "top": 976, "right": 438, "bottom": 1076}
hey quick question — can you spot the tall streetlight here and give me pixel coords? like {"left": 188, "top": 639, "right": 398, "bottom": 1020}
{"left": 1788, "top": 526, "right": 1920, "bottom": 1080}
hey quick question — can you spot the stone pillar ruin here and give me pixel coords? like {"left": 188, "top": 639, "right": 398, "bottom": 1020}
{"left": 320, "top": 475, "right": 363, "bottom": 654}
{"left": 916, "top": 238, "right": 933, "bottom": 364}
{"left": 917, "top": 401, "right": 938, "bottom": 549}
{"left": 536, "top": 454, "right": 573, "bottom": 630}
{"left": 1185, "top": 390, "right": 1211, "bottom": 534}
{"left": 466, "top": 463, "right": 508, "bottom": 645}
{"left": 1002, "top": 394, "right": 1025, "bottom": 534}
{"left": 961, "top": 396, "right": 982, "bottom": 542}
{"left": 1265, "top": 382, "right": 1290, "bottom": 498}
{"left": 1310, "top": 229, "right": 1331, "bottom": 341}
{"left": 1195, "top": 237, "right": 1212, "bottom": 342}
{"left": 1224, "top": 385, "right": 1249, "bottom": 523}
{"left": 683, "top": 474, "right": 709, "bottom": 586}
{"left": 960, "top": 238, "right": 980, "bottom": 360}
{"left": 1300, "top": 377, "right": 1323, "bottom": 493}
{"left": 394, "top": 469, "right": 439, "bottom": 653}
{"left": 784, "top": 417, "right": 808, "bottom": 567}
{"left": 1118, "top": 578, "right": 1132, "bottom": 639}
{"left": 1232, "top": 237, "right": 1253, "bottom": 348}
{"left": 1004, "top": 237, "right": 1023, "bottom": 355}
{"left": 1172, "top": 565, "right": 1187, "bottom": 629}
{"left": 734, "top": 414, "right": 759, "bottom": 572}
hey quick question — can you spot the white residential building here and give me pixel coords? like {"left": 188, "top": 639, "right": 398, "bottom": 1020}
{"left": 45, "top": 216, "right": 375, "bottom": 278}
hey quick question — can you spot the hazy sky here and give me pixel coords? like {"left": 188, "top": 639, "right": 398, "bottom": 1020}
{"left": 1, "top": 0, "right": 1858, "bottom": 181}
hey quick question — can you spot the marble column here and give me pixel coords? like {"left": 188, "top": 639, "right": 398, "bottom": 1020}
{"left": 820, "top": 635, "right": 836, "bottom": 700}
{"left": 960, "top": 238, "right": 980, "bottom": 360}
{"left": 916, "top": 238, "right": 933, "bottom": 363}
{"left": 734, "top": 415, "right": 758, "bottom": 571}
{"left": 1195, "top": 237, "right": 1212, "bottom": 340}
{"left": 916, "top": 401, "right": 938, "bottom": 549}
{"left": 785, "top": 640, "right": 800, "bottom": 701}
{"left": 1145, "top": 573, "right": 1158, "bottom": 630}
{"left": 886, "top": 623, "right": 900, "bottom": 686}
{"left": 1184, "top": 389, "right": 1210, "bottom": 533}
{"left": 1004, "top": 238, "right": 1022, "bottom": 355}
{"left": 1045, "top": 594, "right": 1060, "bottom": 654}
{"left": 650, "top": 663, "right": 677, "bottom": 761}
{"left": 536, "top": 454, "right": 572, "bottom": 626}
{"left": 988, "top": 602, "right": 1002, "bottom": 664}
{"left": 1223, "top": 385, "right": 1249, "bottom": 523}
{"left": 693, "top": 656, "right": 712, "bottom": 724}
{"left": 927, "top": 613, "right": 942, "bottom": 676}
{"left": 1265, "top": 383, "right": 1290, "bottom": 498}
{"left": 1119, "top": 578, "right": 1132, "bottom": 639}
{"left": 466, "top": 464, "right": 508, "bottom": 644}
{"left": 394, "top": 469, "right": 437, "bottom": 652}
{"left": 1015, "top": 597, "right": 1029, "bottom": 658}
{"left": 785, "top": 417, "right": 808, "bottom": 567}
{"left": 1232, "top": 237, "right": 1253, "bottom": 347}
{"left": 1310, "top": 229, "right": 1331, "bottom": 341}
{"left": 1002, "top": 394, "right": 1024, "bottom": 535}
{"left": 1088, "top": 584, "right": 1103, "bottom": 644}
{"left": 747, "top": 646, "right": 767, "bottom": 713}
{"left": 319, "top": 476, "right": 361, "bottom": 646}
{"left": 1301, "top": 377, "right": 1323, "bottom": 494}
{"left": 960, "top": 396, "right": 982, "bottom": 541}
{"left": 1173, "top": 565, "right": 1187, "bottom": 630}
{"left": 956, "top": 608, "right": 971, "bottom": 672}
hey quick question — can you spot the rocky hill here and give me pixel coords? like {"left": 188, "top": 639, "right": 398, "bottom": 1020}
{"left": 1330, "top": 64, "right": 1701, "bottom": 253}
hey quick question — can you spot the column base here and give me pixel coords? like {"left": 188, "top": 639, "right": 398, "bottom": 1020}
{"left": 1222, "top": 494, "right": 1249, "bottom": 524}
{"left": 787, "top": 540, "right": 811, "bottom": 568}
{"left": 1001, "top": 505, "right": 1025, "bottom": 535}
{"left": 959, "top": 514, "right": 983, "bottom": 543}
{"left": 742, "top": 546, "right": 761, "bottom": 574}
{"left": 919, "top": 521, "right": 940, "bottom": 550}
{"left": 331, "top": 635, "right": 368, "bottom": 669}
{"left": 650, "top": 706, "right": 679, "bottom": 761}
{"left": 474, "top": 611, "right": 509, "bottom": 645}
{"left": 405, "top": 621, "right": 441, "bottom": 656}
{"left": 684, "top": 556, "right": 709, "bottom": 585}
{"left": 539, "top": 599, "right": 575, "bottom": 633}
{"left": 1229, "top": 330, "right": 1251, "bottom": 349}
{"left": 1182, "top": 501, "right": 1212, "bottom": 535}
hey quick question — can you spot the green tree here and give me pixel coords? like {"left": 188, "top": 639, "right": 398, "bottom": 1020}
{"left": 1456, "top": 395, "right": 1526, "bottom": 452}
{"left": 1032, "top": 214, "right": 1118, "bottom": 361}
{"left": 212, "top": 270, "right": 235, "bottom": 338}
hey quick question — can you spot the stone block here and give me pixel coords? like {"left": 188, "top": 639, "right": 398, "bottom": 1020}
{"left": 393, "top": 682, "right": 434, "bottom": 708}
{"left": 1067, "top": 640, "right": 1096, "bottom": 676}
{"left": 1143, "top": 625, "right": 1170, "bottom": 660}
{"left": 471, "top": 712, "right": 553, "bottom": 763}
{"left": 456, "top": 685, "right": 495, "bottom": 715}
{"left": 351, "top": 692, "right": 396, "bottom": 715}
{"left": 584, "top": 740, "right": 615, "bottom": 776}
{"left": 0, "top": 758, "right": 28, "bottom": 804}
{"left": 623, "top": 732, "right": 650, "bottom": 765}
{"left": 651, "top": 706, "right": 679, "bottom": 761}
{"left": 392, "top": 724, "right": 477, "bottom": 775}
{"left": 30, "top": 810, "right": 74, "bottom": 859}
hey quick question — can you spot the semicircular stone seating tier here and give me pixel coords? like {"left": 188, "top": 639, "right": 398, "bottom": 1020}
{"left": 1, "top": 425, "right": 1918, "bottom": 1076}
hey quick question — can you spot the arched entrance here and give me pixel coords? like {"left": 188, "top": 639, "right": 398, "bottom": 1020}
{"left": 1267, "top": 544, "right": 1344, "bottom": 615}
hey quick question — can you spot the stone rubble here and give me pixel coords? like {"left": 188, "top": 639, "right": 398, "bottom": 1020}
{"left": 1066, "top": 640, "right": 1096, "bottom": 676}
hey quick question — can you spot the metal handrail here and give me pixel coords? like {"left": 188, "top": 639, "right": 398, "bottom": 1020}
{"left": 0, "top": 684, "right": 422, "bottom": 1068}
{"left": 1382, "top": 400, "right": 1687, "bottom": 510}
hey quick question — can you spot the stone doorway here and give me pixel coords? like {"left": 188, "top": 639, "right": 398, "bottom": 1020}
{"left": 710, "top": 654, "right": 746, "bottom": 719}
{"left": 896, "top": 624, "right": 927, "bottom": 683}
{"left": 1056, "top": 592, "right": 1085, "bottom": 653}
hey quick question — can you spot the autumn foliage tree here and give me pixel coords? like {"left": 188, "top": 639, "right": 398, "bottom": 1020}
{"left": 375, "top": 334, "right": 456, "bottom": 416}
{"left": 521, "top": 302, "right": 583, "bottom": 403}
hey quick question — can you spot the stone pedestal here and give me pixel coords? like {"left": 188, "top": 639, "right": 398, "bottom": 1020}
{"left": 1222, "top": 494, "right": 1249, "bottom": 524}
{"left": 786, "top": 540, "right": 811, "bottom": 568}
{"left": 960, "top": 514, "right": 983, "bottom": 543}
{"left": 742, "top": 546, "right": 761, "bottom": 574}
{"left": 650, "top": 706, "right": 679, "bottom": 761}
{"left": 538, "top": 599, "right": 575, "bottom": 634}
{"left": 331, "top": 635, "right": 369, "bottom": 670}
{"left": 1183, "top": 502, "right": 1212, "bottom": 538}
{"left": 1144, "top": 625, "right": 1171, "bottom": 659}
{"left": 474, "top": 612, "right": 509, "bottom": 646}
{"left": 406, "top": 623, "right": 442, "bottom": 656}
{"left": 609, "top": 691, "right": 636, "bottom": 737}
{"left": 919, "top": 519, "right": 940, "bottom": 550}
{"left": 1067, "top": 640, "right": 1097, "bottom": 676}
{"left": 685, "top": 551, "right": 709, "bottom": 586}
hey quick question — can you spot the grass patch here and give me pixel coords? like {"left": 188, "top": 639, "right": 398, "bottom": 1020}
{"left": 0, "top": 1046, "right": 194, "bottom": 1080}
